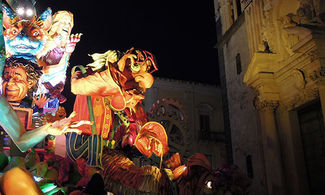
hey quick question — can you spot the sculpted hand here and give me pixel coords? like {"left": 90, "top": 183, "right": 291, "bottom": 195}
{"left": 33, "top": 94, "right": 50, "bottom": 109}
{"left": 65, "top": 33, "right": 82, "bottom": 54}
{"left": 46, "top": 111, "right": 91, "bottom": 136}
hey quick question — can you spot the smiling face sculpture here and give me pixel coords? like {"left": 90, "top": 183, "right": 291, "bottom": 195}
{"left": 2, "top": 66, "right": 30, "bottom": 102}
{"left": 2, "top": 4, "right": 52, "bottom": 60}
{"left": 2, "top": 57, "right": 42, "bottom": 102}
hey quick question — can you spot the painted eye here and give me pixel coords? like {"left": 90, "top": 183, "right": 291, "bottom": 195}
{"left": 31, "top": 29, "right": 41, "bottom": 37}
{"left": 33, "top": 31, "right": 39, "bottom": 36}
{"left": 10, "top": 27, "right": 20, "bottom": 36}
{"left": 30, "top": 28, "right": 42, "bottom": 38}
{"left": 131, "top": 63, "right": 141, "bottom": 73}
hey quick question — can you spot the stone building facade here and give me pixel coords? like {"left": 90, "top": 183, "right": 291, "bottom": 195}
{"left": 215, "top": 0, "right": 325, "bottom": 194}
{"left": 143, "top": 77, "right": 227, "bottom": 169}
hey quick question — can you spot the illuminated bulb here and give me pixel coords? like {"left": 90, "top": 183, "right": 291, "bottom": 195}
{"left": 16, "top": 7, "right": 24, "bottom": 16}
{"left": 26, "top": 9, "right": 33, "bottom": 17}
{"left": 206, "top": 180, "right": 213, "bottom": 189}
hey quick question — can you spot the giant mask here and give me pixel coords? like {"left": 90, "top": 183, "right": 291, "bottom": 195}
{"left": 2, "top": 4, "right": 52, "bottom": 60}
{"left": 2, "top": 57, "right": 41, "bottom": 102}
{"left": 2, "top": 66, "right": 30, "bottom": 102}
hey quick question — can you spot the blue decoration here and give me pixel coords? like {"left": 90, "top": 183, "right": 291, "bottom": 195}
{"left": 2, "top": 4, "right": 52, "bottom": 62}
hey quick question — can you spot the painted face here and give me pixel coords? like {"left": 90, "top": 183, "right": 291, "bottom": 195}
{"left": 130, "top": 50, "right": 155, "bottom": 90}
{"left": 4, "top": 21, "right": 46, "bottom": 57}
{"left": 2, "top": 67, "right": 30, "bottom": 102}
{"left": 53, "top": 15, "right": 73, "bottom": 47}
{"left": 2, "top": 5, "right": 52, "bottom": 59}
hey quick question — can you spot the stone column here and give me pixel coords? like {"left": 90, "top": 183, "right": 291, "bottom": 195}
{"left": 255, "top": 100, "right": 285, "bottom": 195}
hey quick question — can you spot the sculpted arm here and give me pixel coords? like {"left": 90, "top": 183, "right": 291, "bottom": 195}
{"left": 71, "top": 70, "right": 121, "bottom": 96}
{"left": 0, "top": 97, "right": 88, "bottom": 152}
{"left": 0, "top": 97, "right": 48, "bottom": 152}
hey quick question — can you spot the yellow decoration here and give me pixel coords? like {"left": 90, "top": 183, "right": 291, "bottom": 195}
{"left": 1, "top": 167, "right": 43, "bottom": 195}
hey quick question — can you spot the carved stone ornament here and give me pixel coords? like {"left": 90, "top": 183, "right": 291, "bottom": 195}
{"left": 283, "top": 87, "right": 319, "bottom": 110}
{"left": 308, "top": 49, "right": 320, "bottom": 63}
{"left": 253, "top": 96, "right": 279, "bottom": 111}
{"left": 261, "top": 1, "right": 277, "bottom": 54}
{"left": 279, "top": 14, "right": 313, "bottom": 55}
{"left": 309, "top": 66, "right": 325, "bottom": 81}
{"left": 292, "top": 69, "right": 306, "bottom": 89}
{"left": 296, "top": 0, "right": 323, "bottom": 25}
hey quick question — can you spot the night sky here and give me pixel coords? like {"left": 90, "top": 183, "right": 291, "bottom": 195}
{"left": 33, "top": 0, "right": 219, "bottom": 113}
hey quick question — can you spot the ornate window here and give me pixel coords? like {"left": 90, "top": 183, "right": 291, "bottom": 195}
{"left": 145, "top": 98, "right": 188, "bottom": 165}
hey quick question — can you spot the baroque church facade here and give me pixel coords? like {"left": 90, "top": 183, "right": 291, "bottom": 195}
{"left": 215, "top": 0, "right": 325, "bottom": 194}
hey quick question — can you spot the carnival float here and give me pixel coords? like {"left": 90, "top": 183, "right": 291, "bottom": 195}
{"left": 0, "top": 0, "right": 251, "bottom": 194}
